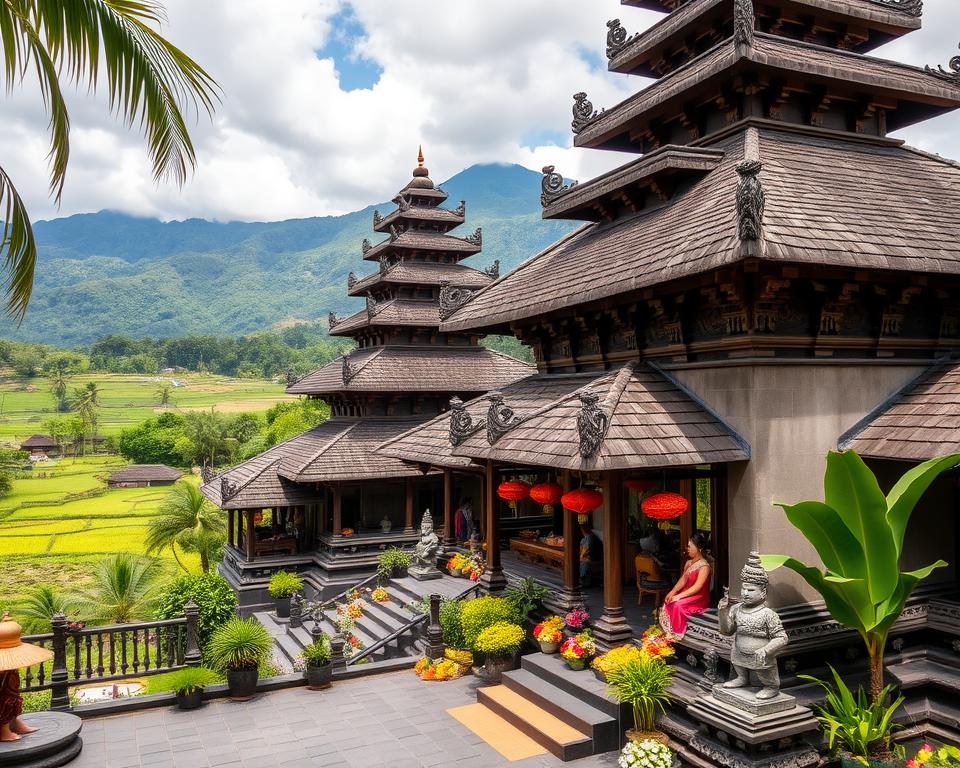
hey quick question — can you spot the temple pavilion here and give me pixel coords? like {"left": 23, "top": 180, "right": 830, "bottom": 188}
{"left": 376, "top": 0, "right": 960, "bottom": 752}
{"left": 202, "top": 151, "right": 533, "bottom": 606}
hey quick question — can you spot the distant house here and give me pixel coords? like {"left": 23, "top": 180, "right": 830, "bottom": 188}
{"left": 107, "top": 464, "right": 183, "bottom": 488}
{"left": 20, "top": 434, "right": 60, "bottom": 457}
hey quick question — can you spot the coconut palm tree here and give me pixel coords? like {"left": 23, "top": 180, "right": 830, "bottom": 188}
{"left": 75, "top": 553, "right": 160, "bottom": 624}
{"left": 18, "top": 585, "right": 71, "bottom": 633}
{"left": 69, "top": 381, "right": 100, "bottom": 452}
{"left": 0, "top": 1, "right": 219, "bottom": 320}
{"left": 145, "top": 481, "right": 225, "bottom": 573}
{"left": 155, "top": 382, "right": 173, "bottom": 408}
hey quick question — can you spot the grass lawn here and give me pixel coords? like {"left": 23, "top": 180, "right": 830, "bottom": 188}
{"left": 0, "top": 371, "right": 293, "bottom": 444}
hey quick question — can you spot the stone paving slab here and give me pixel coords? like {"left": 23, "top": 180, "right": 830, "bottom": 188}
{"left": 69, "top": 671, "right": 622, "bottom": 768}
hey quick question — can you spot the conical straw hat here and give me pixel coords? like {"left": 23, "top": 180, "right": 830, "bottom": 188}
{"left": 0, "top": 613, "right": 54, "bottom": 671}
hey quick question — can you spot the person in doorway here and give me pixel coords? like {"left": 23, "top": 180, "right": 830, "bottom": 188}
{"left": 579, "top": 523, "right": 601, "bottom": 587}
{"left": 658, "top": 532, "right": 712, "bottom": 640}
{"left": 455, "top": 497, "right": 474, "bottom": 542}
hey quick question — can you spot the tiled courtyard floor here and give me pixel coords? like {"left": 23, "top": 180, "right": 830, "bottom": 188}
{"left": 71, "top": 671, "right": 622, "bottom": 768}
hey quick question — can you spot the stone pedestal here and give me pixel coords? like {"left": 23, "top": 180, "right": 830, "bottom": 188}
{"left": 410, "top": 565, "right": 442, "bottom": 581}
{"left": 686, "top": 685, "right": 819, "bottom": 768}
{"left": 0, "top": 711, "right": 83, "bottom": 768}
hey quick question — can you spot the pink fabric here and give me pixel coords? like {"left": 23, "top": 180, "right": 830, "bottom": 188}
{"left": 658, "top": 563, "right": 711, "bottom": 640}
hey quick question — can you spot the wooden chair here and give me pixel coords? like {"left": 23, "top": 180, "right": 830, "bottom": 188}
{"left": 635, "top": 553, "right": 672, "bottom": 609}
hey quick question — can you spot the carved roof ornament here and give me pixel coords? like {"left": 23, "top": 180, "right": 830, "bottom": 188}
{"left": 389, "top": 224, "right": 400, "bottom": 241}
{"left": 466, "top": 227, "right": 482, "bottom": 246}
{"left": 285, "top": 367, "right": 299, "bottom": 388}
{"left": 734, "top": 0, "right": 755, "bottom": 48}
{"left": 328, "top": 311, "right": 341, "bottom": 328}
{"left": 577, "top": 389, "right": 609, "bottom": 459}
{"left": 735, "top": 160, "right": 765, "bottom": 242}
{"left": 200, "top": 464, "right": 216, "bottom": 484}
{"left": 453, "top": 200, "right": 466, "bottom": 217}
{"left": 540, "top": 165, "right": 576, "bottom": 207}
{"left": 606, "top": 19, "right": 638, "bottom": 60}
{"left": 347, "top": 272, "right": 357, "bottom": 288}
{"left": 361, "top": 238, "right": 372, "bottom": 254}
{"left": 449, "top": 396, "right": 482, "bottom": 447}
{"left": 373, "top": 210, "right": 383, "bottom": 226}
{"left": 571, "top": 92, "right": 604, "bottom": 134}
{"left": 485, "top": 391, "right": 521, "bottom": 445}
{"left": 220, "top": 476, "right": 241, "bottom": 502}
{"left": 439, "top": 281, "right": 477, "bottom": 320}
{"left": 379, "top": 254, "right": 390, "bottom": 274}
{"left": 366, "top": 296, "right": 385, "bottom": 317}
{"left": 926, "top": 43, "right": 960, "bottom": 82}
{"left": 395, "top": 194, "right": 411, "bottom": 212}
{"left": 342, "top": 356, "right": 359, "bottom": 383}
{"left": 485, "top": 260, "right": 500, "bottom": 279}
{"left": 868, "top": 0, "right": 922, "bottom": 16}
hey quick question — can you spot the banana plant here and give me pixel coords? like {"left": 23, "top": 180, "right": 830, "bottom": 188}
{"left": 761, "top": 450, "right": 960, "bottom": 704}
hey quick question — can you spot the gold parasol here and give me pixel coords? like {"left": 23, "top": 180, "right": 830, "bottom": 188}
{"left": 0, "top": 613, "right": 53, "bottom": 672}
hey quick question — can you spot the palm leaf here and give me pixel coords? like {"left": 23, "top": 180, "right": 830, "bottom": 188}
{"left": 0, "top": 164, "right": 36, "bottom": 320}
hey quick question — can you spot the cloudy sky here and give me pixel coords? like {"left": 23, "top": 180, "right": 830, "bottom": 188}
{"left": 3, "top": 0, "right": 960, "bottom": 223}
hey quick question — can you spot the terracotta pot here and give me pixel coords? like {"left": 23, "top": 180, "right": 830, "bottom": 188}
{"left": 626, "top": 729, "right": 670, "bottom": 745}
{"left": 226, "top": 666, "right": 259, "bottom": 701}
{"left": 539, "top": 641, "right": 559, "bottom": 654}
{"left": 484, "top": 654, "right": 514, "bottom": 684}
{"left": 175, "top": 689, "right": 203, "bottom": 710}
{"left": 275, "top": 596, "right": 291, "bottom": 619}
{"left": 566, "top": 658, "right": 588, "bottom": 671}
{"left": 304, "top": 662, "right": 332, "bottom": 690}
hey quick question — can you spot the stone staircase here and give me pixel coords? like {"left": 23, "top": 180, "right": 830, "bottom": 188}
{"left": 257, "top": 574, "right": 472, "bottom": 672}
{"left": 474, "top": 651, "right": 625, "bottom": 761}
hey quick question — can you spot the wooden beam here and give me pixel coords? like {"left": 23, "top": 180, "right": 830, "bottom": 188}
{"left": 244, "top": 509, "right": 255, "bottom": 562}
{"left": 478, "top": 460, "right": 507, "bottom": 593}
{"left": 593, "top": 471, "right": 633, "bottom": 649}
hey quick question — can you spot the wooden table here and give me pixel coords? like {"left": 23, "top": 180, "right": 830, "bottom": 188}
{"left": 509, "top": 538, "right": 565, "bottom": 572}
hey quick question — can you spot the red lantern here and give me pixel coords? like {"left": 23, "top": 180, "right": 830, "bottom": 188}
{"left": 641, "top": 492, "right": 689, "bottom": 520}
{"left": 497, "top": 480, "right": 531, "bottom": 511}
{"left": 529, "top": 482, "right": 563, "bottom": 514}
{"left": 625, "top": 479, "right": 655, "bottom": 494}
{"left": 562, "top": 488, "right": 603, "bottom": 524}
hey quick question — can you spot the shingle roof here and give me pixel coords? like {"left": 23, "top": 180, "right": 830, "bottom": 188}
{"left": 348, "top": 262, "right": 491, "bottom": 296}
{"left": 375, "top": 205, "right": 464, "bottom": 233}
{"left": 839, "top": 360, "right": 960, "bottom": 461}
{"left": 287, "top": 346, "right": 535, "bottom": 395}
{"left": 108, "top": 464, "right": 183, "bottom": 483}
{"left": 329, "top": 299, "right": 441, "bottom": 335}
{"left": 21, "top": 434, "right": 57, "bottom": 447}
{"left": 363, "top": 231, "right": 480, "bottom": 261}
{"left": 376, "top": 363, "right": 749, "bottom": 472}
{"left": 200, "top": 443, "right": 321, "bottom": 510}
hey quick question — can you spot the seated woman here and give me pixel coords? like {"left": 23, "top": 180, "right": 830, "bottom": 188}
{"left": 658, "top": 533, "right": 712, "bottom": 640}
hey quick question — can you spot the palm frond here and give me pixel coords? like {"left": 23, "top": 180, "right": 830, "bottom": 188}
{"left": 0, "top": 163, "right": 37, "bottom": 320}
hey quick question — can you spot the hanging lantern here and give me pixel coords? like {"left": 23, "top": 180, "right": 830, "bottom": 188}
{"left": 529, "top": 482, "right": 563, "bottom": 514}
{"left": 497, "top": 480, "right": 531, "bottom": 511}
{"left": 641, "top": 492, "right": 689, "bottom": 521}
{"left": 562, "top": 488, "right": 603, "bottom": 524}
{"left": 624, "top": 479, "right": 656, "bottom": 494}
{"left": 253, "top": 511, "right": 263, "bottom": 525}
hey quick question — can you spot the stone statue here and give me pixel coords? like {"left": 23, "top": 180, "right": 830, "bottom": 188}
{"left": 717, "top": 551, "right": 788, "bottom": 700}
{"left": 410, "top": 509, "right": 441, "bottom": 580}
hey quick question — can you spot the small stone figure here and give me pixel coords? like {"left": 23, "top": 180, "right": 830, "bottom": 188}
{"left": 410, "top": 509, "right": 441, "bottom": 580}
{"left": 718, "top": 552, "right": 788, "bottom": 700}
{"left": 0, "top": 613, "right": 53, "bottom": 741}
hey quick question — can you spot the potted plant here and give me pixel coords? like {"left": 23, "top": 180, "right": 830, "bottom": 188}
{"left": 378, "top": 548, "right": 411, "bottom": 578}
{"left": 371, "top": 587, "right": 390, "bottom": 604}
{"left": 907, "top": 744, "right": 960, "bottom": 768}
{"left": 564, "top": 606, "right": 590, "bottom": 635}
{"left": 560, "top": 629, "right": 596, "bottom": 670}
{"left": 168, "top": 666, "right": 218, "bottom": 710}
{"left": 268, "top": 571, "right": 303, "bottom": 619}
{"left": 447, "top": 553, "right": 466, "bottom": 577}
{"left": 301, "top": 633, "right": 333, "bottom": 690}
{"left": 208, "top": 616, "right": 273, "bottom": 700}
{"left": 474, "top": 621, "right": 525, "bottom": 683}
{"left": 506, "top": 576, "right": 550, "bottom": 623}
{"left": 532, "top": 616, "right": 564, "bottom": 654}
{"left": 607, "top": 653, "right": 674, "bottom": 744}
{"left": 618, "top": 739, "right": 676, "bottom": 768}
{"left": 801, "top": 666, "right": 904, "bottom": 768}
{"left": 592, "top": 644, "right": 644, "bottom": 682}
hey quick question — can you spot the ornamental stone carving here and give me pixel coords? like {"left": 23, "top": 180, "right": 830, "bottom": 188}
{"left": 389, "top": 224, "right": 400, "bottom": 241}
{"left": 485, "top": 260, "right": 500, "bottom": 279}
{"left": 869, "top": 0, "right": 922, "bottom": 16}
{"left": 373, "top": 209, "right": 383, "bottom": 226}
{"left": 449, "top": 396, "right": 481, "bottom": 447}
{"left": 366, "top": 296, "right": 384, "bottom": 317}
{"left": 347, "top": 272, "right": 357, "bottom": 289}
{"left": 735, "top": 161, "right": 765, "bottom": 242}
{"left": 926, "top": 43, "right": 960, "bottom": 82}
{"left": 362, "top": 238, "right": 372, "bottom": 254}
{"left": 439, "top": 281, "right": 477, "bottom": 320}
{"left": 571, "top": 92, "right": 603, "bottom": 134}
{"left": 540, "top": 165, "right": 576, "bottom": 207}
{"left": 453, "top": 200, "right": 466, "bottom": 217}
{"left": 379, "top": 254, "right": 390, "bottom": 274}
{"left": 342, "top": 356, "right": 358, "bottom": 383}
{"left": 328, "top": 311, "right": 341, "bottom": 328}
{"left": 285, "top": 367, "right": 298, "bottom": 387}
{"left": 486, "top": 391, "right": 521, "bottom": 444}
{"left": 577, "top": 389, "right": 609, "bottom": 458}
{"left": 396, "top": 194, "right": 411, "bottom": 212}
{"left": 606, "top": 19, "right": 638, "bottom": 59}
{"left": 200, "top": 464, "right": 216, "bottom": 484}
{"left": 734, "top": 0, "right": 755, "bottom": 47}
{"left": 466, "top": 227, "right": 482, "bottom": 246}
{"left": 221, "top": 476, "right": 241, "bottom": 502}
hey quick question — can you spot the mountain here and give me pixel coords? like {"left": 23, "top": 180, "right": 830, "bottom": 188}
{"left": 5, "top": 164, "right": 576, "bottom": 347}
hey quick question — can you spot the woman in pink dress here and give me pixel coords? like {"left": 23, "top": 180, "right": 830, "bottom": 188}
{"left": 659, "top": 533, "right": 712, "bottom": 640}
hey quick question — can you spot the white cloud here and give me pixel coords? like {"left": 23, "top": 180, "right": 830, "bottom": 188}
{"left": 2, "top": 0, "right": 958, "bottom": 223}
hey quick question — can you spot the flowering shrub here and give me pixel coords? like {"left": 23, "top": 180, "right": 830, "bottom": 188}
{"left": 560, "top": 630, "right": 597, "bottom": 662}
{"left": 348, "top": 588, "right": 363, "bottom": 602}
{"left": 336, "top": 615, "right": 354, "bottom": 634}
{"left": 618, "top": 739, "right": 674, "bottom": 768}
{"left": 448, "top": 553, "right": 468, "bottom": 571}
{"left": 342, "top": 635, "right": 365, "bottom": 659}
{"left": 371, "top": 588, "right": 389, "bottom": 603}
{"left": 640, "top": 625, "right": 675, "bottom": 659}
{"left": 461, "top": 596, "right": 521, "bottom": 650}
{"left": 907, "top": 744, "right": 960, "bottom": 768}
{"left": 474, "top": 622, "right": 525, "bottom": 657}
{"left": 533, "top": 616, "right": 564, "bottom": 645}
{"left": 347, "top": 601, "right": 364, "bottom": 620}
{"left": 340, "top": 528, "right": 354, "bottom": 536}
{"left": 565, "top": 607, "right": 590, "bottom": 629}
{"left": 593, "top": 644, "right": 645, "bottom": 675}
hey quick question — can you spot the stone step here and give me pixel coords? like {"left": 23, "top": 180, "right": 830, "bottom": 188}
{"left": 520, "top": 652, "right": 622, "bottom": 719}
{"left": 501, "top": 668, "right": 620, "bottom": 753}
{"left": 477, "top": 684, "right": 594, "bottom": 762}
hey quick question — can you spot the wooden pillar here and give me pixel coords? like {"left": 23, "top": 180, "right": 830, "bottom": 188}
{"left": 478, "top": 460, "right": 507, "bottom": 593}
{"left": 442, "top": 469, "right": 456, "bottom": 547}
{"left": 244, "top": 509, "right": 255, "bottom": 562}
{"left": 594, "top": 471, "right": 633, "bottom": 648}
{"left": 227, "top": 508, "right": 235, "bottom": 550}
{"left": 555, "top": 469, "right": 584, "bottom": 610}
{"left": 332, "top": 483, "right": 343, "bottom": 536}
{"left": 405, "top": 478, "right": 415, "bottom": 533}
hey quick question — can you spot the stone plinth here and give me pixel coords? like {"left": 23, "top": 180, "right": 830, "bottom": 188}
{"left": 0, "top": 711, "right": 83, "bottom": 768}
{"left": 410, "top": 565, "right": 442, "bottom": 581}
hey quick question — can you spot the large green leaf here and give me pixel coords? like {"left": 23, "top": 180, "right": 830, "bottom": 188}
{"left": 873, "top": 561, "right": 947, "bottom": 637}
{"left": 823, "top": 451, "right": 899, "bottom": 604}
{"left": 885, "top": 454, "right": 960, "bottom": 555}
{"left": 778, "top": 500, "right": 865, "bottom": 578}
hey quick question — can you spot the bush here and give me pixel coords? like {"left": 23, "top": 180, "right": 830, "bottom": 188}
{"left": 378, "top": 548, "right": 410, "bottom": 573}
{"left": 268, "top": 571, "right": 303, "bottom": 598}
{"left": 153, "top": 573, "right": 238, "bottom": 652}
{"left": 475, "top": 622, "right": 525, "bottom": 657}
{"left": 302, "top": 634, "right": 332, "bottom": 666}
{"left": 207, "top": 617, "right": 272, "bottom": 671}
{"left": 505, "top": 577, "right": 549, "bottom": 621}
{"left": 607, "top": 655, "right": 674, "bottom": 732}
{"left": 460, "top": 596, "right": 521, "bottom": 651}
{"left": 439, "top": 598, "right": 465, "bottom": 649}
{"left": 168, "top": 666, "right": 219, "bottom": 694}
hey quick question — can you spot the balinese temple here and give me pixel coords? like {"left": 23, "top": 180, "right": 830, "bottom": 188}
{"left": 377, "top": 0, "right": 960, "bottom": 756}
{"left": 202, "top": 151, "right": 534, "bottom": 607}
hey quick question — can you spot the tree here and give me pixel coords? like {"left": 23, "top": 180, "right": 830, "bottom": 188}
{"left": 0, "top": 470, "right": 12, "bottom": 498}
{"left": 118, "top": 412, "right": 186, "bottom": 465}
{"left": 0, "top": 1, "right": 218, "bottom": 320}
{"left": 155, "top": 382, "right": 173, "bottom": 407}
{"left": 145, "top": 481, "right": 225, "bottom": 573}
{"left": 48, "top": 368, "right": 70, "bottom": 412}
{"left": 18, "top": 585, "right": 71, "bottom": 633}
{"left": 69, "top": 381, "right": 100, "bottom": 451}
{"left": 762, "top": 450, "right": 960, "bottom": 705}
{"left": 74, "top": 553, "right": 160, "bottom": 624}
{"left": 184, "top": 409, "right": 232, "bottom": 467}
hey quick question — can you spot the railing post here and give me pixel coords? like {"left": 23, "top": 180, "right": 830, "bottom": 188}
{"left": 183, "top": 601, "right": 201, "bottom": 667}
{"left": 49, "top": 613, "right": 70, "bottom": 711}
{"left": 331, "top": 633, "right": 347, "bottom": 672}
{"left": 289, "top": 594, "right": 303, "bottom": 630}
{"left": 426, "top": 594, "right": 444, "bottom": 660}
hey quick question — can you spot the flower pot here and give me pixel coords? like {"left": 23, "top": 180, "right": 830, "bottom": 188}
{"left": 449, "top": 568, "right": 462, "bottom": 577}
{"left": 392, "top": 565, "right": 408, "bottom": 578}
{"left": 175, "top": 689, "right": 203, "bottom": 710}
{"left": 304, "top": 662, "right": 332, "bottom": 690}
{"left": 483, "top": 654, "right": 514, "bottom": 684}
{"left": 275, "top": 596, "right": 291, "bottom": 619}
{"left": 627, "top": 729, "right": 670, "bottom": 745}
{"left": 592, "top": 667, "right": 607, "bottom": 682}
{"left": 538, "top": 641, "right": 559, "bottom": 654}
{"left": 566, "top": 658, "right": 588, "bottom": 671}
{"left": 226, "top": 665, "right": 259, "bottom": 701}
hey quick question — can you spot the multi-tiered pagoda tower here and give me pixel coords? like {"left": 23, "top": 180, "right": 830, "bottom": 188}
{"left": 203, "top": 151, "right": 533, "bottom": 605}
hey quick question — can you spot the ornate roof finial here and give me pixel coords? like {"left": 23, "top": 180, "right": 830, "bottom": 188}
{"left": 439, "top": 281, "right": 477, "bottom": 320}
{"left": 541, "top": 166, "right": 576, "bottom": 207}
{"left": 926, "top": 43, "right": 960, "bottom": 82}
{"left": 577, "top": 389, "right": 609, "bottom": 458}
{"left": 734, "top": 0, "right": 755, "bottom": 48}
{"left": 736, "top": 161, "right": 765, "bottom": 242}
{"left": 486, "top": 391, "right": 521, "bottom": 445}
{"left": 571, "top": 92, "right": 604, "bottom": 135}
{"left": 449, "top": 396, "right": 483, "bottom": 447}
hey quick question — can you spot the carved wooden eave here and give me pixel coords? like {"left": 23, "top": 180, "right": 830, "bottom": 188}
{"left": 542, "top": 145, "right": 725, "bottom": 222}
{"left": 347, "top": 262, "right": 493, "bottom": 297}
{"left": 577, "top": 32, "right": 960, "bottom": 152}
{"left": 361, "top": 229, "right": 482, "bottom": 262}
{"left": 373, "top": 203, "right": 466, "bottom": 234}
